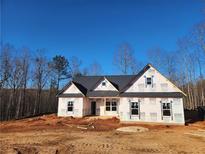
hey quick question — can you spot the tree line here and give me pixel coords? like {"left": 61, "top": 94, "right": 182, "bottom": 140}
{"left": 0, "top": 44, "right": 106, "bottom": 120}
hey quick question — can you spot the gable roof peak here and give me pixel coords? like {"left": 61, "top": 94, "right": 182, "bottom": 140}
{"left": 91, "top": 76, "right": 119, "bottom": 91}
{"left": 147, "top": 63, "right": 153, "bottom": 67}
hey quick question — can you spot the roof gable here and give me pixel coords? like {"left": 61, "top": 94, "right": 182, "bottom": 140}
{"left": 56, "top": 81, "right": 85, "bottom": 97}
{"left": 120, "top": 64, "right": 151, "bottom": 92}
{"left": 72, "top": 75, "right": 135, "bottom": 92}
{"left": 93, "top": 77, "right": 118, "bottom": 91}
{"left": 125, "top": 64, "right": 186, "bottom": 96}
{"left": 63, "top": 82, "right": 82, "bottom": 94}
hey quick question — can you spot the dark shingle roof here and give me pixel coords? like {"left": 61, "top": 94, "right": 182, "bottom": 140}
{"left": 57, "top": 64, "right": 185, "bottom": 98}
{"left": 73, "top": 75, "right": 136, "bottom": 92}
{"left": 120, "top": 92, "right": 184, "bottom": 98}
{"left": 57, "top": 75, "right": 136, "bottom": 97}
{"left": 87, "top": 91, "right": 119, "bottom": 97}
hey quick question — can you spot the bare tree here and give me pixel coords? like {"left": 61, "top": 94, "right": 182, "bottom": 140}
{"left": 0, "top": 44, "right": 13, "bottom": 120}
{"left": 114, "top": 43, "right": 138, "bottom": 74}
{"left": 82, "top": 68, "right": 89, "bottom": 76}
{"left": 32, "top": 50, "right": 50, "bottom": 114}
{"left": 191, "top": 21, "right": 205, "bottom": 107}
{"left": 176, "top": 32, "right": 205, "bottom": 109}
{"left": 164, "top": 52, "right": 178, "bottom": 83}
{"left": 147, "top": 47, "right": 178, "bottom": 82}
{"left": 70, "top": 56, "right": 82, "bottom": 78}
{"left": 147, "top": 47, "right": 165, "bottom": 68}
{"left": 0, "top": 44, "right": 13, "bottom": 88}
{"left": 191, "top": 21, "right": 205, "bottom": 78}
{"left": 130, "top": 58, "right": 143, "bottom": 75}
{"left": 89, "top": 61, "right": 102, "bottom": 75}
{"left": 19, "top": 48, "right": 30, "bottom": 117}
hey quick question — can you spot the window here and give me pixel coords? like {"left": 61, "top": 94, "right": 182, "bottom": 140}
{"left": 131, "top": 102, "right": 139, "bottom": 115}
{"left": 67, "top": 101, "right": 73, "bottom": 112}
{"left": 112, "top": 102, "right": 117, "bottom": 111}
{"left": 102, "top": 81, "right": 106, "bottom": 86}
{"left": 146, "top": 77, "right": 152, "bottom": 85}
{"left": 162, "top": 102, "right": 171, "bottom": 116}
{"left": 106, "top": 102, "right": 110, "bottom": 111}
{"left": 106, "top": 101, "right": 117, "bottom": 111}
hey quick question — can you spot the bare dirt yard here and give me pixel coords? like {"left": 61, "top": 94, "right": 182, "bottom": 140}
{"left": 0, "top": 114, "right": 205, "bottom": 154}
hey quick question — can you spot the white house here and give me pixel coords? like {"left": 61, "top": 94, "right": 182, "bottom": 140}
{"left": 57, "top": 64, "right": 186, "bottom": 125}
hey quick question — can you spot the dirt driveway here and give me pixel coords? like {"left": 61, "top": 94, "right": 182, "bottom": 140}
{"left": 0, "top": 114, "right": 205, "bottom": 154}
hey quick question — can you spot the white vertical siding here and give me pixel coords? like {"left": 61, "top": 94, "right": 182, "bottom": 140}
{"left": 57, "top": 97, "right": 83, "bottom": 117}
{"left": 126, "top": 67, "right": 183, "bottom": 93}
{"left": 57, "top": 96, "right": 185, "bottom": 124}
{"left": 94, "top": 78, "right": 118, "bottom": 91}
{"left": 95, "top": 99, "right": 104, "bottom": 115}
{"left": 63, "top": 83, "right": 82, "bottom": 94}
{"left": 88, "top": 99, "right": 119, "bottom": 116}
{"left": 119, "top": 97, "right": 185, "bottom": 124}
{"left": 82, "top": 97, "right": 91, "bottom": 116}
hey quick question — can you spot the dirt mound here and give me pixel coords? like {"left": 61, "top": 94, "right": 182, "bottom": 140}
{"left": 0, "top": 114, "right": 121, "bottom": 132}
{"left": 1, "top": 114, "right": 204, "bottom": 133}
{"left": 90, "top": 117, "right": 121, "bottom": 131}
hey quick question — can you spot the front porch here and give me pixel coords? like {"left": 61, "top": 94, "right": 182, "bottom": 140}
{"left": 84, "top": 98, "right": 120, "bottom": 117}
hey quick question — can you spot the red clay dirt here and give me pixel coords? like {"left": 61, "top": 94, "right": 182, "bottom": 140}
{"left": 0, "top": 114, "right": 205, "bottom": 154}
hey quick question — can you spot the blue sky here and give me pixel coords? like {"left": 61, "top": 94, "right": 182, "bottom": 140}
{"left": 1, "top": 0, "right": 204, "bottom": 74}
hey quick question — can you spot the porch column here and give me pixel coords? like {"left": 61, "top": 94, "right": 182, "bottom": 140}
{"left": 104, "top": 97, "right": 106, "bottom": 115}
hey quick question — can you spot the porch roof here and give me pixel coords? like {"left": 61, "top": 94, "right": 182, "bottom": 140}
{"left": 120, "top": 92, "right": 184, "bottom": 98}
{"left": 87, "top": 91, "right": 119, "bottom": 97}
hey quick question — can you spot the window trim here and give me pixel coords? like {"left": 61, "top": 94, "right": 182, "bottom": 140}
{"left": 146, "top": 77, "right": 152, "bottom": 85}
{"left": 144, "top": 76, "right": 154, "bottom": 88}
{"left": 67, "top": 101, "right": 74, "bottom": 112}
{"left": 105, "top": 100, "right": 117, "bottom": 111}
{"left": 162, "top": 102, "right": 171, "bottom": 117}
{"left": 131, "top": 102, "right": 139, "bottom": 116}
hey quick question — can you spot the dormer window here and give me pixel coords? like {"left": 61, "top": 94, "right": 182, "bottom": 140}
{"left": 102, "top": 81, "right": 106, "bottom": 86}
{"left": 146, "top": 77, "right": 152, "bottom": 85}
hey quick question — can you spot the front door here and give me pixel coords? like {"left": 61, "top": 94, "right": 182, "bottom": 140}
{"left": 91, "top": 101, "right": 96, "bottom": 115}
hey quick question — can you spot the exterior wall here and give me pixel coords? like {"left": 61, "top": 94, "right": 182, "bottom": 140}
{"left": 87, "top": 99, "right": 109, "bottom": 116}
{"left": 57, "top": 96, "right": 185, "bottom": 124}
{"left": 64, "top": 83, "right": 82, "bottom": 94}
{"left": 103, "top": 98, "right": 119, "bottom": 116}
{"left": 94, "top": 78, "right": 118, "bottom": 91}
{"left": 119, "top": 97, "right": 185, "bottom": 124}
{"left": 82, "top": 97, "right": 91, "bottom": 116}
{"left": 57, "top": 97, "right": 83, "bottom": 117}
{"left": 126, "top": 67, "right": 183, "bottom": 93}
{"left": 96, "top": 99, "right": 105, "bottom": 115}
{"left": 87, "top": 98, "right": 119, "bottom": 116}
